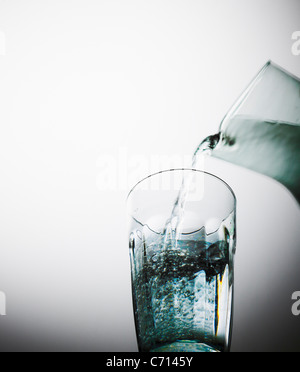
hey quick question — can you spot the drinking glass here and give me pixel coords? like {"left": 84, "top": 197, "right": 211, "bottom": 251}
{"left": 127, "top": 169, "right": 236, "bottom": 352}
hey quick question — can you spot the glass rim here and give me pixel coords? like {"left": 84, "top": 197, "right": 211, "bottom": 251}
{"left": 126, "top": 168, "right": 236, "bottom": 204}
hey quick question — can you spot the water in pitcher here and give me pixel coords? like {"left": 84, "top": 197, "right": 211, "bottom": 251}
{"left": 196, "top": 114, "right": 300, "bottom": 204}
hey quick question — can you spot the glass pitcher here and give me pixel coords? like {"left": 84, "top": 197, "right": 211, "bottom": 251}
{"left": 208, "top": 61, "right": 300, "bottom": 204}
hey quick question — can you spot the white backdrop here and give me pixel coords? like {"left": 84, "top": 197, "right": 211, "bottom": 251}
{"left": 0, "top": 0, "right": 299, "bottom": 351}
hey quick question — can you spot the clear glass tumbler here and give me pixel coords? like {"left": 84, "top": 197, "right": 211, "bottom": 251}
{"left": 127, "top": 169, "right": 236, "bottom": 352}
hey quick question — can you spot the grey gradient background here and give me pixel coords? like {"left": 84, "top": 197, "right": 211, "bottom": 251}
{"left": 0, "top": 0, "right": 299, "bottom": 351}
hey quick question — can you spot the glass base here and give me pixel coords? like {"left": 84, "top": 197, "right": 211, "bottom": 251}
{"left": 149, "top": 340, "right": 220, "bottom": 352}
